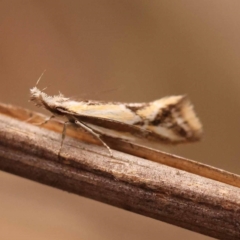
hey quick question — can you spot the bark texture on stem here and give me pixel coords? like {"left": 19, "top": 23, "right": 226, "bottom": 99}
{"left": 0, "top": 103, "right": 239, "bottom": 239}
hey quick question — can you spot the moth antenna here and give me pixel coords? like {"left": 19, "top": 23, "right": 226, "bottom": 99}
{"left": 42, "top": 86, "right": 48, "bottom": 91}
{"left": 36, "top": 69, "right": 47, "bottom": 87}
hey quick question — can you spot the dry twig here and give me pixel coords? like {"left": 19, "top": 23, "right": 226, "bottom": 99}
{"left": 0, "top": 103, "right": 239, "bottom": 239}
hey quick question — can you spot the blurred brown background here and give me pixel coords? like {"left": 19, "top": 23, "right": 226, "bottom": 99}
{"left": 1, "top": 1, "right": 239, "bottom": 239}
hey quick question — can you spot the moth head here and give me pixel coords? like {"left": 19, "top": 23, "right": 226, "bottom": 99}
{"left": 30, "top": 87, "right": 47, "bottom": 108}
{"left": 30, "top": 86, "right": 70, "bottom": 116}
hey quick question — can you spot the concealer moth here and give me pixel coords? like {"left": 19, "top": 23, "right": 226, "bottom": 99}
{"left": 30, "top": 80, "right": 202, "bottom": 157}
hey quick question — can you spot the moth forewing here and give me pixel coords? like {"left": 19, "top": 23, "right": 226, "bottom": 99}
{"left": 30, "top": 86, "right": 202, "bottom": 156}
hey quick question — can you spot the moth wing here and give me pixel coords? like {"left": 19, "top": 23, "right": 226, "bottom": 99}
{"left": 55, "top": 107, "right": 170, "bottom": 143}
{"left": 56, "top": 95, "right": 202, "bottom": 144}
{"left": 63, "top": 101, "right": 143, "bottom": 125}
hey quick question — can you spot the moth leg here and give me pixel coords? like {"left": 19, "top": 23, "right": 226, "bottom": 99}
{"left": 33, "top": 115, "right": 55, "bottom": 126}
{"left": 58, "top": 121, "right": 70, "bottom": 157}
{"left": 74, "top": 119, "right": 113, "bottom": 157}
{"left": 24, "top": 115, "right": 36, "bottom": 123}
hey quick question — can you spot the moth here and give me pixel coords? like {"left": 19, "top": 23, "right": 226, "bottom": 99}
{"left": 30, "top": 82, "right": 202, "bottom": 156}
